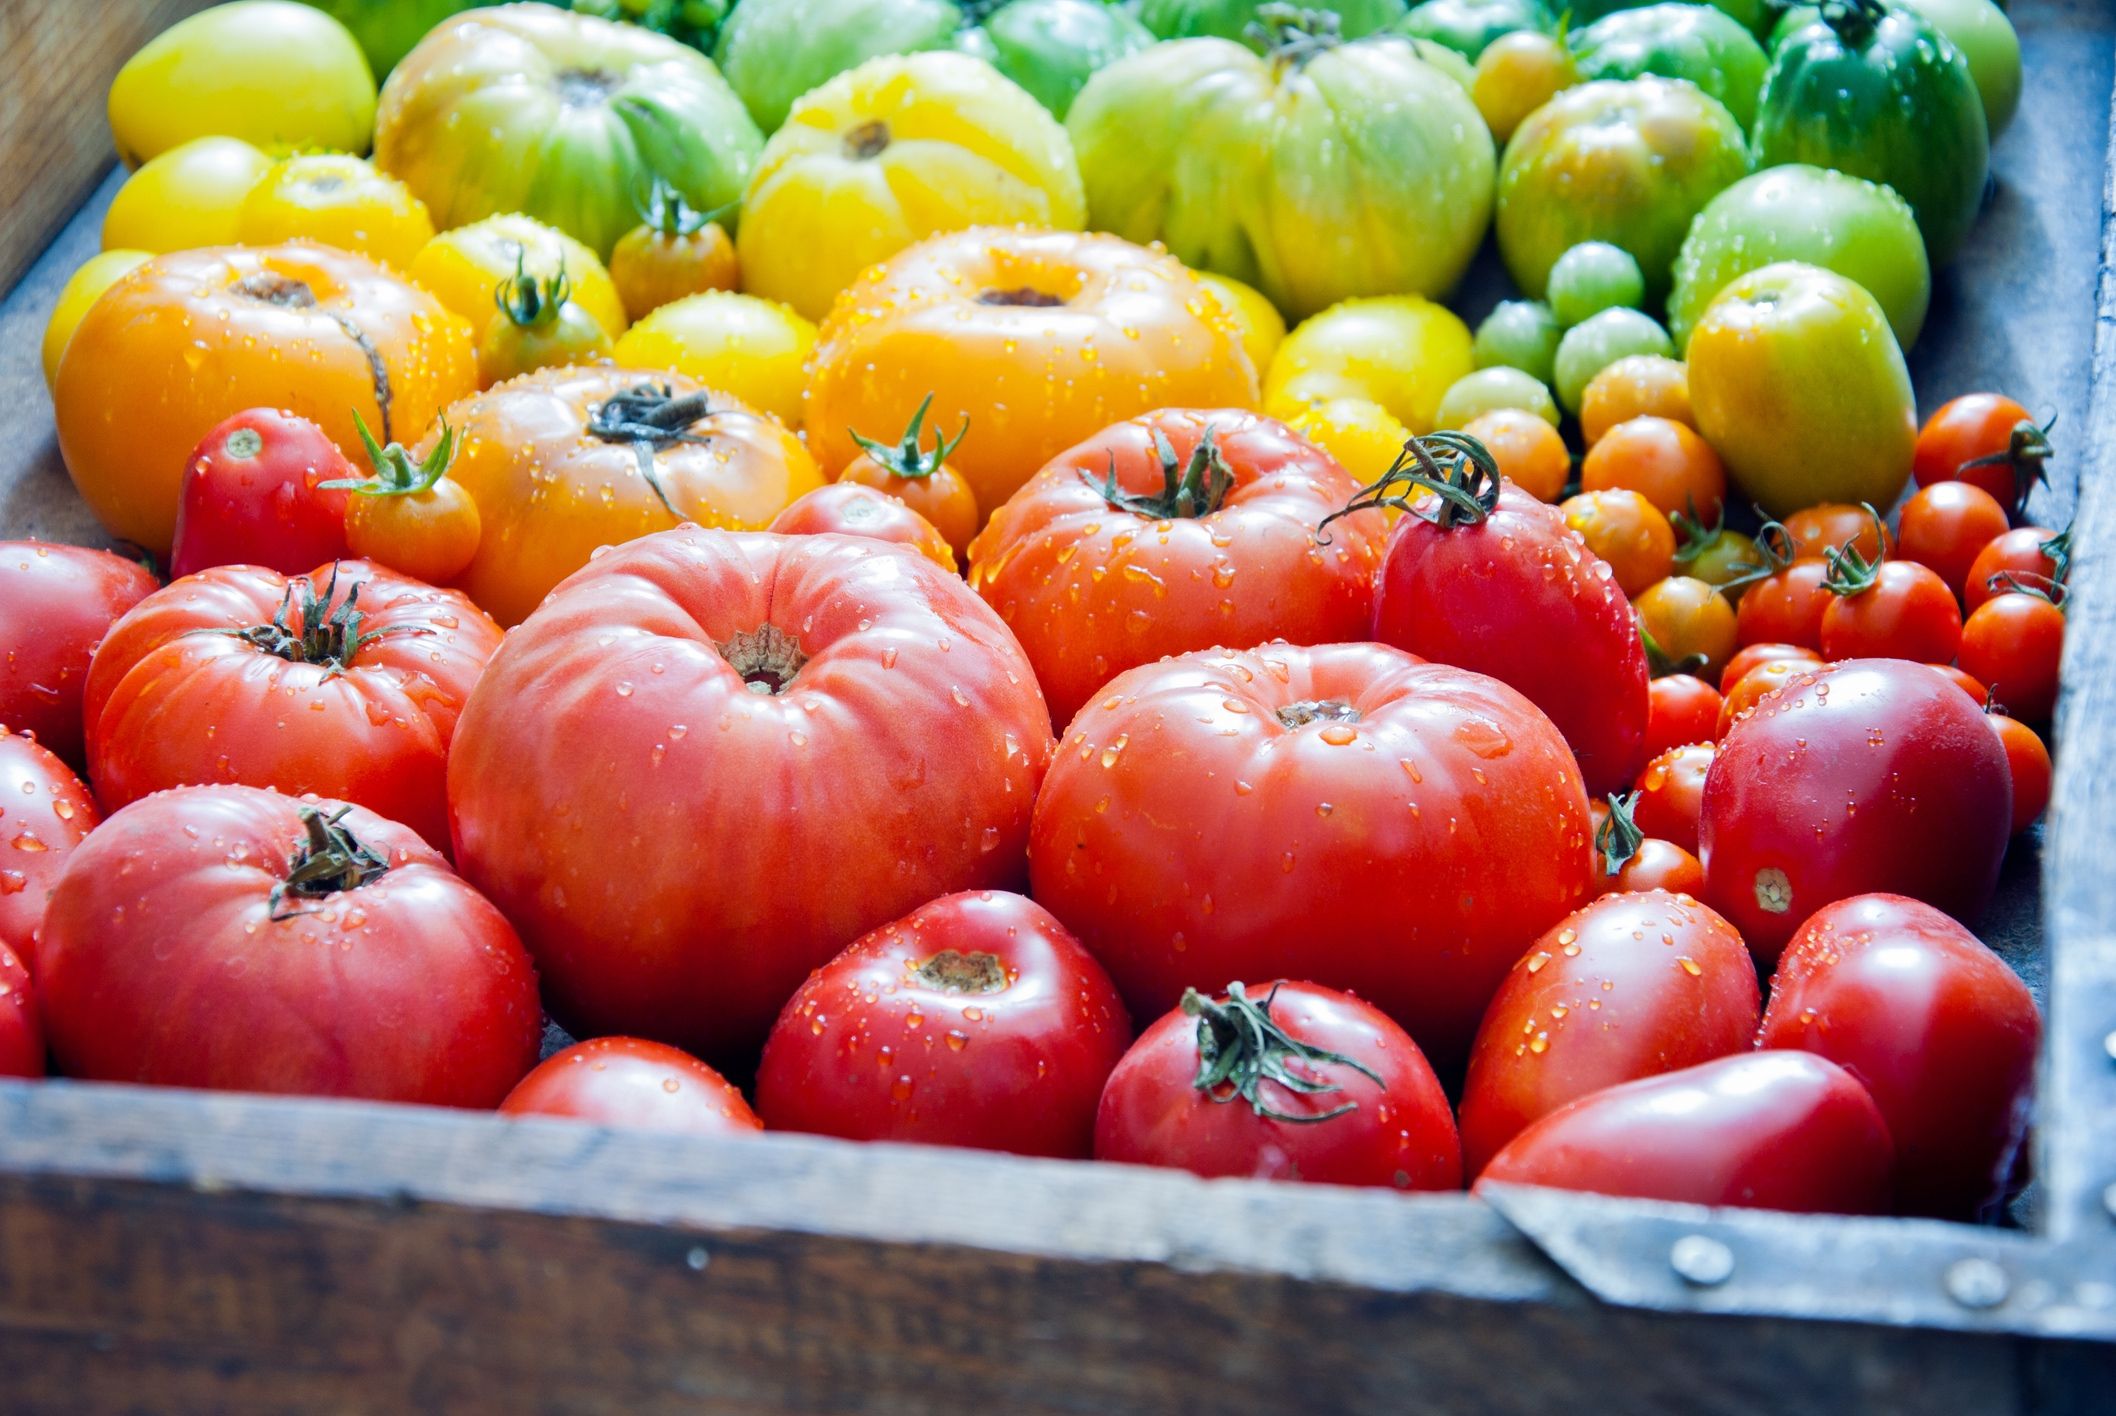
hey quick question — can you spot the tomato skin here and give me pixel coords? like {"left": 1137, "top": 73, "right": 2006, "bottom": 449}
{"left": 1595, "top": 835, "right": 1705, "bottom": 897}
{"left": 1701, "top": 658, "right": 2011, "bottom": 964}
{"left": 1759, "top": 893, "right": 2037, "bottom": 1219}
{"left": 1580, "top": 415, "right": 1725, "bottom": 522}
{"left": 85, "top": 562, "right": 502, "bottom": 853}
{"left": 1644, "top": 674, "right": 1721, "bottom": 761}
{"left": 0, "top": 730, "right": 100, "bottom": 974}
{"left": 769, "top": 484, "right": 957, "bottom": 572}
{"left": 1960, "top": 592, "right": 2063, "bottom": 723}
{"left": 1375, "top": 481, "right": 1650, "bottom": 795}
{"left": 1913, "top": 393, "right": 2038, "bottom": 510}
{"left": 1896, "top": 481, "right": 2009, "bottom": 600}
{"left": 1461, "top": 408, "right": 1570, "bottom": 503}
{"left": 1927, "top": 662, "right": 1987, "bottom": 705}
{"left": 1785, "top": 503, "right": 1889, "bottom": 564}
{"left": 169, "top": 409, "right": 355, "bottom": 580}
{"left": 1561, "top": 489, "right": 1675, "bottom": 599}
{"left": 756, "top": 891, "right": 1130, "bottom": 1157}
{"left": 39, "top": 786, "right": 541, "bottom": 1104}
{"left": 1736, "top": 558, "right": 1831, "bottom": 650}
{"left": 610, "top": 220, "right": 739, "bottom": 323}
{"left": 344, "top": 477, "right": 483, "bottom": 587}
{"left": 237, "top": 154, "right": 435, "bottom": 270}
{"left": 1477, "top": 1051, "right": 1894, "bottom": 1214}
{"left": 609, "top": 292, "right": 814, "bottom": 432}
{"left": 1818, "top": 561, "right": 1962, "bottom": 663}
{"left": 970, "top": 410, "right": 1387, "bottom": 727}
{"left": 1721, "top": 643, "right": 1822, "bottom": 696}
{"left": 1580, "top": 356, "right": 1693, "bottom": 447}
{"left": 1989, "top": 714, "right": 2050, "bottom": 836}
{"left": 0, "top": 543, "right": 158, "bottom": 767}
{"left": 1094, "top": 980, "right": 1462, "bottom": 1190}
{"left": 501, "top": 1038, "right": 762, "bottom": 1137}
{"left": 41, "top": 250, "right": 152, "bottom": 389}
{"left": 450, "top": 528, "right": 1054, "bottom": 1062}
{"left": 0, "top": 941, "right": 40, "bottom": 1078}
{"left": 839, "top": 456, "right": 981, "bottom": 560}
{"left": 1965, "top": 526, "right": 2061, "bottom": 612}
{"left": 1460, "top": 890, "right": 1759, "bottom": 1175}
{"left": 1633, "top": 742, "right": 1714, "bottom": 853}
{"left": 1030, "top": 644, "right": 1593, "bottom": 1071}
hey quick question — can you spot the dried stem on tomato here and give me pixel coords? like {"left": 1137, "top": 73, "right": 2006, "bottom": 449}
{"left": 1184, "top": 981, "right": 1383, "bottom": 1124}
{"left": 269, "top": 804, "right": 391, "bottom": 920}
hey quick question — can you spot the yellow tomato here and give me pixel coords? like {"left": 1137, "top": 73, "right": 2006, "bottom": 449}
{"left": 738, "top": 52, "right": 1087, "bottom": 321}
{"left": 102, "top": 136, "right": 272, "bottom": 253}
{"left": 1197, "top": 272, "right": 1285, "bottom": 377}
{"left": 41, "top": 250, "right": 151, "bottom": 389}
{"left": 1263, "top": 295, "right": 1475, "bottom": 436}
{"left": 1286, "top": 398, "right": 1412, "bottom": 509}
{"left": 1472, "top": 32, "right": 1579, "bottom": 145}
{"left": 237, "top": 154, "right": 434, "bottom": 270}
{"left": 1636, "top": 576, "right": 1739, "bottom": 682}
{"left": 107, "top": 1, "right": 376, "bottom": 166}
{"left": 408, "top": 214, "right": 628, "bottom": 347}
{"left": 610, "top": 292, "right": 816, "bottom": 430}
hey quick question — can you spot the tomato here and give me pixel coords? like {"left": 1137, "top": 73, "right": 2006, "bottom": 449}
{"left": 1474, "top": 299, "right": 1563, "bottom": 387}
{"left": 101, "top": 137, "right": 271, "bottom": 254}
{"left": 1471, "top": 31, "right": 1578, "bottom": 143}
{"left": 1546, "top": 242, "right": 1646, "bottom": 328}
{"left": 970, "top": 411, "right": 1386, "bottom": 726}
{"left": 1460, "top": 889, "right": 1757, "bottom": 1174}
{"left": 336, "top": 420, "right": 484, "bottom": 587}
{"left": 1460, "top": 408, "right": 1571, "bottom": 503}
{"left": 1966, "top": 526, "right": 2066, "bottom": 612}
{"left": 825, "top": 399, "right": 980, "bottom": 559}
{"left": 0, "top": 942, "right": 40, "bottom": 1079}
{"left": 108, "top": 1, "right": 376, "bottom": 166}
{"left": 1701, "top": 658, "right": 2011, "bottom": 963}
{"left": 1716, "top": 656, "right": 1815, "bottom": 737}
{"left": 409, "top": 214, "right": 630, "bottom": 347}
{"left": 1287, "top": 399, "right": 1418, "bottom": 506}
{"left": 377, "top": 6, "right": 762, "bottom": 258}
{"left": 1785, "top": 503, "right": 1889, "bottom": 563}
{"left": 712, "top": 0, "right": 960, "bottom": 132}
{"left": 1477, "top": 1051, "right": 1894, "bottom": 1214}
{"left": 1590, "top": 794, "right": 1706, "bottom": 897}
{"left": 478, "top": 263, "right": 614, "bottom": 388}
{"left": 40, "top": 250, "right": 151, "bottom": 391}
{"left": 237, "top": 154, "right": 435, "bottom": 270}
{"left": 0, "top": 544, "right": 158, "bottom": 768}
{"left": 1561, "top": 489, "right": 1675, "bottom": 599}
{"left": 1633, "top": 742, "right": 1714, "bottom": 852}
{"left": 1818, "top": 556, "right": 1962, "bottom": 664}
{"left": 1435, "top": 368, "right": 1560, "bottom": 430}
{"left": 1645, "top": 674, "right": 1722, "bottom": 761}
{"left": 756, "top": 890, "right": 1129, "bottom": 1156}
{"left": 1736, "top": 558, "right": 1831, "bottom": 650}
{"left": 501, "top": 1037, "right": 763, "bottom": 1136}
{"left": 0, "top": 729, "right": 100, "bottom": 974}
{"left": 609, "top": 178, "right": 740, "bottom": 322}
{"left": 1142, "top": 0, "right": 1410, "bottom": 40}
{"left": 1668, "top": 164, "right": 1929, "bottom": 353}
{"left": 433, "top": 368, "right": 823, "bottom": 626}
{"left": 1913, "top": 393, "right": 2049, "bottom": 515}
{"left": 54, "top": 245, "right": 475, "bottom": 556}
{"left": 769, "top": 484, "right": 957, "bottom": 571}
{"left": 1403, "top": 0, "right": 1554, "bottom": 58}
{"left": 1581, "top": 416, "right": 1724, "bottom": 522}
{"left": 1759, "top": 893, "right": 2037, "bottom": 1218}
{"left": 1720, "top": 643, "right": 1822, "bottom": 696}
{"left": 1553, "top": 310, "right": 1675, "bottom": 414}
{"left": 968, "top": 0, "right": 1157, "bottom": 120}
{"left": 1896, "top": 481, "right": 2009, "bottom": 600}
{"left": 450, "top": 527, "right": 1054, "bottom": 1060}
{"left": 1674, "top": 523, "right": 1762, "bottom": 604}
{"left": 1265, "top": 296, "right": 1475, "bottom": 437}
{"left": 610, "top": 292, "right": 816, "bottom": 431}
{"left": 1985, "top": 712, "right": 2049, "bottom": 837}
{"left": 40, "top": 786, "right": 540, "bottom": 1103}
{"left": 1030, "top": 643, "right": 1593, "bottom": 1071}
{"left": 1196, "top": 273, "right": 1286, "bottom": 377}
{"left": 1898, "top": 0, "right": 2021, "bottom": 138}
{"left": 1094, "top": 979, "right": 1461, "bottom": 1190}
{"left": 168, "top": 410, "right": 356, "bottom": 580}
{"left": 1960, "top": 591, "right": 2063, "bottom": 723}
{"left": 305, "top": 0, "right": 483, "bottom": 78}
{"left": 1927, "top": 662, "right": 1987, "bottom": 704}
{"left": 807, "top": 229, "right": 1259, "bottom": 518}
{"left": 1572, "top": 3, "right": 1768, "bottom": 127}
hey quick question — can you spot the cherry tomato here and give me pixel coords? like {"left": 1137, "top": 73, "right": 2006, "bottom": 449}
{"left": 1579, "top": 355, "right": 1694, "bottom": 447}
{"left": 0, "top": 941, "right": 40, "bottom": 1078}
{"left": 755, "top": 891, "right": 1130, "bottom": 1158}
{"left": 609, "top": 178, "right": 740, "bottom": 323}
{"left": 1720, "top": 643, "right": 1822, "bottom": 695}
{"left": 1580, "top": 415, "right": 1725, "bottom": 522}
{"left": 1819, "top": 559, "right": 1962, "bottom": 663}
{"left": 1590, "top": 795, "right": 1705, "bottom": 897}
{"left": 1633, "top": 742, "right": 1714, "bottom": 853}
{"left": 1758, "top": 893, "right": 2039, "bottom": 1219}
{"left": 1896, "top": 480, "right": 2009, "bottom": 601}
{"left": 1960, "top": 590, "right": 2063, "bottom": 722}
{"left": 501, "top": 1037, "right": 762, "bottom": 1137}
{"left": 1913, "top": 392, "right": 2048, "bottom": 514}
{"left": 1717, "top": 656, "right": 1820, "bottom": 737}
{"left": 769, "top": 484, "right": 957, "bottom": 572}
{"left": 836, "top": 393, "right": 981, "bottom": 557}
{"left": 1736, "top": 558, "right": 1831, "bottom": 650}
{"left": 477, "top": 261, "right": 612, "bottom": 388}
{"left": 1561, "top": 488, "right": 1676, "bottom": 598}
{"left": 169, "top": 409, "right": 355, "bottom": 580}
{"left": 1094, "top": 980, "right": 1461, "bottom": 1191}
{"left": 1927, "top": 662, "right": 1988, "bottom": 705}
{"left": 1669, "top": 510, "right": 1760, "bottom": 602}
{"left": 0, "top": 728, "right": 100, "bottom": 974}
{"left": 337, "top": 420, "right": 484, "bottom": 587}
{"left": 1989, "top": 713, "right": 2050, "bottom": 836}
{"left": 0, "top": 543, "right": 158, "bottom": 767}
{"left": 1785, "top": 502, "right": 1890, "bottom": 562}
{"left": 1637, "top": 576, "right": 1737, "bottom": 682}
{"left": 1965, "top": 525, "right": 2066, "bottom": 612}
{"left": 1460, "top": 407, "right": 1572, "bottom": 503}
{"left": 1644, "top": 674, "right": 1721, "bottom": 760}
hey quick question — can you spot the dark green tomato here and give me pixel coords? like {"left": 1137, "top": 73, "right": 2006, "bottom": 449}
{"left": 299, "top": 0, "right": 481, "bottom": 76}
{"left": 1754, "top": 0, "right": 1989, "bottom": 264}
{"left": 961, "top": 0, "right": 1155, "bottom": 118}
{"left": 1398, "top": 0, "right": 1552, "bottom": 59}
{"left": 1566, "top": 0, "right": 1768, "bottom": 34}
{"left": 1572, "top": 3, "right": 1769, "bottom": 127}
{"left": 1774, "top": 0, "right": 2019, "bottom": 136}
{"left": 1140, "top": 0, "right": 1409, "bottom": 41}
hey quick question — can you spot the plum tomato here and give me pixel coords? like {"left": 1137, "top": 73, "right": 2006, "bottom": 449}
{"left": 501, "top": 1037, "right": 762, "bottom": 1137}
{"left": 0, "top": 542, "right": 158, "bottom": 767}
{"left": 169, "top": 409, "right": 356, "bottom": 580}
{"left": 1965, "top": 525, "right": 2066, "bottom": 612}
{"left": 1644, "top": 674, "right": 1722, "bottom": 761}
{"left": 0, "top": 940, "right": 39, "bottom": 1078}
{"left": 1633, "top": 742, "right": 1714, "bottom": 853}
{"left": 1988, "top": 713, "right": 2051, "bottom": 836}
{"left": 769, "top": 484, "right": 958, "bottom": 573}
{"left": 1896, "top": 480, "right": 2009, "bottom": 600}
{"left": 1913, "top": 393, "right": 2049, "bottom": 515}
{"left": 1960, "top": 590, "right": 2064, "bottom": 722}
{"left": 0, "top": 729, "right": 100, "bottom": 974}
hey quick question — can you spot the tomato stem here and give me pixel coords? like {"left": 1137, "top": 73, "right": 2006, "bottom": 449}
{"left": 196, "top": 564, "right": 427, "bottom": 676}
{"left": 1245, "top": 4, "right": 1345, "bottom": 66}
{"left": 320, "top": 413, "right": 456, "bottom": 499}
{"left": 1080, "top": 426, "right": 1237, "bottom": 520}
{"left": 587, "top": 382, "right": 720, "bottom": 520}
{"left": 268, "top": 804, "right": 391, "bottom": 921}
{"left": 1183, "top": 981, "right": 1382, "bottom": 1125}
{"left": 848, "top": 394, "right": 967, "bottom": 483}
{"left": 1596, "top": 791, "right": 1645, "bottom": 878}
{"left": 631, "top": 173, "right": 731, "bottom": 238}
{"left": 1820, "top": 504, "right": 1890, "bottom": 598}
{"left": 1321, "top": 431, "right": 1500, "bottom": 538}
{"left": 1957, "top": 414, "right": 2055, "bottom": 517}
{"left": 494, "top": 254, "right": 572, "bottom": 330}
{"left": 1639, "top": 622, "right": 1707, "bottom": 680}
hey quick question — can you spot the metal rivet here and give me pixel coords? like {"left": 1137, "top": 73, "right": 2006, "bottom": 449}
{"left": 2101, "top": 1183, "right": 2116, "bottom": 1222}
{"left": 2104, "top": 1029, "right": 2116, "bottom": 1064}
{"left": 685, "top": 1246, "right": 709, "bottom": 1272}
{"left": 1945, "top": 1257, "right": 2010, "bottom": 1309}
{"left": 1669, "top": 1234, "right": 1734, "bottom": 1287}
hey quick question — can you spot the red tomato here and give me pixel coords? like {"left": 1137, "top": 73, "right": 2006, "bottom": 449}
{"left": 1459, "top": 890, "right": 1759, "bottom": 1174}
{"left": 1030, "top": 643, "right": 1592, "bottom": 1071}
{"left": 1633, "top": 742, "right": 1713, "bottom": 853}
{"left": 1735, "top": 559, "right": 1831, "bottom": 650}
{"left": 768, "top": 483, "right": 957, "bottom": 572}
{"left": 0, "top": 542, "right": 157, "bottom": 766}
{"left": 1926, "top": 662, "right": 1987, "bottom": 705}
{"left": 1720, "top": 642, "right": 1821, "bottom": 695}
{"left": 1988, "top": 713, "right": 2050, "bottom": 836}
{"left": 0, "top": 939, "right": 39, "bottom": 1078}
{"left": 38, "top": 786, "right": 541, "bottom": 1103}
{"left": 1965, "top": 526, "right": 2065, "bottom": 612}
{"left": 1784, "top": 503, "right": 1889, "bottom": 563}
{"left": 1368, "top": 440, "right": 1648, "bottom": 794}
{"left": 1818, "top": 559, "right": 1962, "bottom": 663}
{"left": 1589, "top": 794, "right": 1704, "bottom": 897}
{"left": 1913, "top": 393, "right": 2047, "bottom": 513}
{"left": 1094, "top": 979, "right": 1460, "bottom": 1190}
{"left": 1477, "top": 1051, "right": 1894, "bottom": 1214}
{"left": 968, "top": 410, "right": 1386, "bottom": 728}
{"left": 1716, "top": 657, "right": 1817, "bottom": 738}
{"left": 1895, "top": 481, "right": 2009, "bottom": 600}
{"left": 1644, "top": 673, "right": 1720, "bottom": 760}
{"left": 754, "top": 891, "right": 1130, "bottom": 1157}
{"left": 1960, "top": 591, "right": 2063, "bottom": 722}
{"left": 501, "top": 1037, "right": 763, "bottom": 1136}
{"left": 85, "top": 561, "right": 501, "bottom": 852}
{"left": 1758, "top": 894, "right": 2038, "bottom": 1219}
{"left": 1701, "top": 659, "right": 2012, "bottom": 964}
{"left": 0, "top": 729, "right": 100, "bottom": 972}
{"left": 450, "top": 527, "right": 1055, "bottom": 1062}
{"left": 169, "top": 409, "right": 355, "bottom": 579}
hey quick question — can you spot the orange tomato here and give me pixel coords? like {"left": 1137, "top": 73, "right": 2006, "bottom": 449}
{"left": 1785, "top": 502, "right": 1890, "bottom": 562}
{"left": 769, "top": 483, "right": 956, "bottom": 572}
{"left": 1989, "top": 712, "right": 2050, "bottom": 836}
{"left": 1581, "top": 415, "right": 1726, "bottom": 522}
{"left": 805, "top": 228, "right": 1258, "bottom": 520}
{"left": 1464, "top": 408, "right": 1571, "bottom": 503}
{"left": 610, "top": 180, "right": 739, "bottom": 321}
{"left": 53, "top": 244, "right": 474, "bottom": 554}
{"left": 834, "top": 395, "right": 981, "bottom": 557}
{"left": 1561, "top": 488, "right": 1676, "bottom": 597}
{"left": 1636, "top": 576, "right": 1739, "bottom": 683}
{"left": 1579, "top": 354, "right": 1693, "bottom": 445}
{"left": 1718, "top": 656, "right": 1816, "bottom": 736}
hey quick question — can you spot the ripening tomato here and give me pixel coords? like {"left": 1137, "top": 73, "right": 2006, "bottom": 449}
{"left": 1637, "top": 576, "right": 1738, "bottom": 683}
{"left": 1960, "top": 591, "right": 2063, "bottom": 722}
{"left": 1913, "top": 392, "right": 2047, "bottom": 514}
{"left": 969, "top": 410, "right": 1387, "bottom": 726}
{"left": 1580, "top": 416, "right": 1725, "bottom": 522}
{"left": 1472, "top": 31, "right": 1579, "bottom": 144}
{"left": 756, "top": 891, "right": 1130, "bottom": 1157}
{"left": 40, "top": 786, "right": 540, "bottom": 1103}
{"left": 1645, "top": 674, "right": 1722, "bottom": 761}
{"left": 1579, "top": 355, "right": 1694, "bottom": 446}
{"left": 1736, "top": 558, "right": 1832, "bottom": 650}
{"left": 1965, "top": 525, "right": 2065, "bottom": 611}
{"left": 0, "top": 543, "right": 158, "bottom": 767}
{"left": 1196, "top": 273, "right": 1286, "bottom": 376}
{"left": 1030, "top": 643, "right": 1593, "bottom": 1071}
{"left": 609, "top": 292, "right": 816, "bottom": 431}
{"left": 1989, "top": 713, "right": 2050, "bottom": 836}
{"left": 1477, "top": 1051, "right": 1894, "bottom": 1214}
{"left": 1589, "top": 795, "right": 1706, "bottom": 898}
{"left": 1758, "top": 893, "right": 2038, "bottom": 1219}
{"left": 835, "top": 395, "right": 981, "bottom": 556}
{"left": 1785, "top": 503, "right": 1890, "bottom": 563}
{"left": 1460, "top": 408, "right": 1571, "bottom": 503}
{"left": 1896, "top": 481, "right": 2009, "bottom": 600}
{"left": 408, "top": 214, "right": 630, "bottom": 347}
{"left": 102, "top": 136, "right": 271, "bottom": 254}
{"left": 1720, "top": 643, "right": 1823, "bottom": 696}
{"left": 1670, "top": 514, "right": 1760, "bottom": 602}
{"left": 338, "top": 421, "right": 483, "bottom": 587}
{"left": 1284, "top": 398, "right": 1415, "bottom": 505}
{"left": 1094, "top": 980, "right": 1462, "bottom": 1190}
{"left": 1717, "top": 656, "right": 1817, "bottom": 737}
{"left": 1702, "top": 659, "right": 2012, "bottom": 963}
{"left": 1459, "top": 890, "right": 1759, "bottom": 1175}
{"left": 86, "top": 562, "right": 502, "bottom": 853}
{"left": 0, "top": 941, "right": 40, "bottom": 1078}
{"left": 237, "top": 154, "right": 435, "bottom": 270}
{"left": 1263, "top": 295, "right": 1474, "bottom": 438}
{"left": 449, "top": 527, "right": 1055, "bottom": 1062}
{"left": 609, "top": 179, "right": 740, "bottom": 322}
{"left": 769, "top": 484, "right": 957, "bottom": 571}
{"left": 169, "top": 409, "right": 356, "bottom": 580}
{"left": 0, "top": 729, "right": 100, "bottom": 973}
{"left": 1633, "top": 742, "right": 1714, "bottom": 853}
{"left": 477, "top": 265, "right": 613, "bottom": 388}
{"left": 1819, "top": 559, "right": 1962, "bottom": 663}
{"left": 1561, "top": 489, "right": 1676, "bottom": 599}
{"left": 501, "top": 1038, "right": 762, "bottom": 1137}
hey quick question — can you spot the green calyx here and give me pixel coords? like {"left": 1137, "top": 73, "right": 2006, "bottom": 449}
{"left": 319, "top": 412, "right": 455, "bottom": 499}
{"left": 494, "top": 253, "right": 572, "bottom": 330}
{"left": 1639, "top": 621, "right": 1707, "bottom": 680}
{"left": 1958, "top": 414, "right": 2056, "bottom": 517}
{"left": 1183, "top": 982, "right": 1384, "bottom": 1125}
{"left": 1321, "top": 431, "right": 1501, "bottom": 538}
{"left": 1082, "top": 426, "right": 1237, "bottom": 520}
{"left": 201, "top": 564, "right": 425, "bottom": 677}
{"left": 1670, "top": 498, "right": 1725, "bottom": 566}
{"left": 1246, "top": 4, "right": 1345, "bottom": 66}
{"left": 1820, "top": 503, "right": 1891, "bottom": 598}
{"left": 632, "top": 173, "right": 731, "bottom": 240}
{"left": 849, "top": 394, "right": 967, "bottom": 484}
{"left": 269, "top": 803, "right": 391, "bottom": 921}
{"left": 1596, "top": 792, "right": 1645, "bottom": 878}
{"left": 1717, "top": 513, "right": 1799, "bottom": 592}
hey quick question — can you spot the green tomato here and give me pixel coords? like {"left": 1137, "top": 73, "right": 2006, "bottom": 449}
{"left": 1554, "top": 308, "right": 1672, "bottom": 413}
{"left": 1397, "top": 0, "right": 1553, "bottom": 59}
{"left": 1496, "top": 78, "right": 1751, "bottom": 305}
{"left": 1669, "top": 164, "right": 1930, "bottom": 352}
{"left": 1473, "top": 299, "right": 1563, "bottom": 384}
{"left": 1754, "top": 1, "right": 1988, "bottom": 265}
{"left": 1070, "top": 31, "right": 1495, "bottom": 318}
{"left": 1563, "top": 0, "right": 1768, "bottom": 36}
{"left": 298, "top": 0, "right": 481, "bottom": 77}
{"left": 968, "top": 1, "right": 1156, "bottom": 119}
{"left": 1570, "top": 4, "right": 1769, "bottom": 128}
{"left": 1688, "top": 261, "right": 1915, "bottom": 517}
{"left": 1547, "top": 242, "right": 1645, "bottom": 327}
{"left": 1435, "top": 367, "right": 1561, "bottom": 428}
{"left": 1140, "top": 0, "right": 1409, "bottom": 40}
{"left": 715, "top": 0, "right": 960, "bottom": 132}
{"left": 1900, "top": 0, "right": 2021, "bottom": 137}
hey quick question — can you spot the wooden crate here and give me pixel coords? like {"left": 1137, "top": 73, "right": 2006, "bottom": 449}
{"left": 0, "top": 4, "right": 2112, "bottom": 1411}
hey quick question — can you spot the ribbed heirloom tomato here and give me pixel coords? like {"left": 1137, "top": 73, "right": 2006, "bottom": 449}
{"left": 449, "top": 528, "right": 1055, "bottom": 1062}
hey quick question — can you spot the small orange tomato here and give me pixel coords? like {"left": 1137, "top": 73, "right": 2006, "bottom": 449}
{"left": 1720, "top": 642, "right": 1822, "bottom": 695}
{"left": 1632, "top": 741, "right": 1714, "bottom": 854}
{"left": 1464, "top": 408, "right": 1570, "bottom": 502}
{"left": 1735, "top": 558, "right": 1832, "bottom": 649}
{"left": 769, "top": 483, "right": 956, "bottom": 572}
{"left": 1717, "top": 657, "right": 1815, "bottom": 736}
{"left": 1589, "top": 794, "right": 1704, "bottom": 897}
{"left": 1988, "top": 712, "right": 2051, "bottom": 836}
{"left": 1965, "top": 526, "right": 2066, "bottom": 612}
{"left": 1580, "top": 354, "right": 1694, "bottom": 445}
{"left": 1637, "top": 575, "right": 1738, "bottom": 682}
{"left": 331, "top": 417, "right": 483, "bottom": 586}
{"left": 1786, "top": 502, "right": 1890, "bottom": 562}
{"left": 1581, "top": 415, "right": 1726, "bottom": 522}
{"left": 835, "top": 394, "right": 980, "bottom": 558}
{"left": 1896, "top": 481, "right": 2010, "bottom": 600}
{"left": 609, "top": 178, "right": 739, "bottom": 322}
{"left": 1927, "top": 662, "right": 1988, "bottom": 705}
{"left": 1562, "top": 488, "right": 1675, "bottom": 597}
